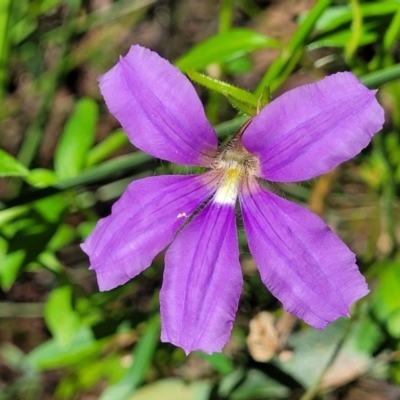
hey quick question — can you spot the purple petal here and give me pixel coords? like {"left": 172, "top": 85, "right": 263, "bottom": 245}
{"left": 239, "top": 179, "right": 369, "bottom": 329}
{"left": 81, "top": 173, "right": 219, "bottom": 291}
{"left": 160, "top": 201, "right": 243, "bottom": 354}
{"left": 99, "top": 45, "right": 218, "bottom": 166}
{"left": 242, "top": 72, "right": 384, "bottom": 182}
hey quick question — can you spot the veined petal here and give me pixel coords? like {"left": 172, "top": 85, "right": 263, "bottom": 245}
{"left": 81, "top": 173, "right": 219, "bottom": 291}
{"left": 242, "top": 72, "right": 384, "bottom": 182}
{"left": 239, "top": 179, "right": 368, "bottom": 329}
{"left": 99, "top": 45, "right": 218, "bottom": 166}
{"left": 160, "top": 201, "right": 243, "bottom": 354}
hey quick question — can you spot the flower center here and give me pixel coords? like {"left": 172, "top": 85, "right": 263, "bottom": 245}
{"left": 213, "top": 138, "right": 259, "bottom": 205}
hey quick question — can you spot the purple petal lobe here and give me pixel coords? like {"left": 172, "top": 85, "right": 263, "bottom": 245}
{"left": 160, "top": 201, "right": 243, "bottom": 354}
{"left": 239, "top": 179, "right": 369, "bottom": 329}
{"left": 99, "top": 45, "right": 218, "bottom": 166}
{"left": 81, "top": 173, "right": 219, "bottom": 291}
{"left": 242, "top": 72, "right": 385, "bottom": 182}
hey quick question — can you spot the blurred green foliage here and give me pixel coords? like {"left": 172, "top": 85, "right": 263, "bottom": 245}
{"left": 1, "top": 0, "right": 400, "bottom": 399}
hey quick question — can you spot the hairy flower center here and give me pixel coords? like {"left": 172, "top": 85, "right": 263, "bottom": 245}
{"left": 213, "top": 138, "right": 259, "bottom": 205}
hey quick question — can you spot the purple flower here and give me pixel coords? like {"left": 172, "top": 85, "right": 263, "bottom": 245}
{"left": 81, "top": 45, "right": 384, "bottom": 354}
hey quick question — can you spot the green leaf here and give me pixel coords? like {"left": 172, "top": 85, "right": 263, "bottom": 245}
{"left": 0, "top": 247, "right": 25, "bottom": 291}
{"left": 175, "top": 28, "right": 280, "bottom": 71}
{"left": 26, "top": 327, "right": 101, "bottom": 370}
{"left": 100, "top": 315, "right": 160, "bottom": 400}
{"left": 308, "top": 29, "right": 377, "bottom": 49}
{"left": 360, "top": 63, "right": 400, "bottom": 88}
{"left": 187, "top": 69, "right": 258, "bottom": 111}
{"left": 345, "top": 0, "right": 362, "bottom": 62}
{"left": 32, "top": 194, "right": 67, "bottom": 223}
{"left": 229, "top": 369, "right": 289, "bottom": 400}
{"left": 46, "top": 224, "right": 75, "bottom": 251}
{"left": 86, "top": 129, "right": 129, "bottom": 167}
{"left": 388, "top": 310, "right": 400, "bottom": 338}
{"left": 0, "top": 206, "right": 28, "bottom": 226}
{"left": 256, "top": 0, "right": 331, "bottom": 93}
{"left": 372, "top": 260, "right": 400, "bottom": 339}
{"left": 383, "top": 7, "right": 400, "bottom": 53}
{"left": 218, "top": 369, "right": 246, "bottom": 398}
{"left": 195, "top": 352, "right": 234, "bottom": 375}
{"left": 314, "top": 3, "right": 400, "bottom": 34}
{"left": 25, "top": 168, "right": 58, "bottom": 188}
{"left": 54, "top": 97, "right": 98, "bottom": 179}
{"left": 44, "top": 286, "right": 81, "bottom": 347}
{"left": 375, "top": 261, "right": 400, "bottom": 315}
{"left": 0, "top": 0, "right": 11, "bottom": 100}
{"left": 0, "top": 148, "right": 29, "bottom": 177}
{"left": 38, "top": 0, "right": 64, "bottom": 14}
{"left": 223, "top": 55, "right": 253, "bottom": 75}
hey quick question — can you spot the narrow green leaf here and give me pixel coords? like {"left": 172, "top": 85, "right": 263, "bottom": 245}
{"left": 0, "top": 148, "right": 29, "bottom": 177}
{"left": 54, "top": 97, "right": 98, "bottom": 179}
{"left": 44, "top": 286, "right": 81, "bottom": 347}
{"left": 187, "top": 69, "right": 258, "bottom": 107}
{"left": 312, "top": 5, "right": 350, "bottom": 31}
{"left": 0, "top": 0, "right": 11, "bottom": 99}
{"left": 215, "top": 116, "right": 248, "bottom": 137}
{"left": 100, "top": 315, "right": 160, "bottom": 400}
{"left": 175, "top": 28, "right": 280, "bottom": 71}
{"left": 345, "top": 0, "right": 363, "bottom": 62}
{"left": 256, "top": 0, "right": 332, "bottom": 93}
{"left": 86, "top": 129, "right": 129, "bottom": 167}
{"left": 308, "top": 29, "right": 377, "bottom": 49}
{"left": 219, "top": 0, "right": 234, "bottom": 33}
{"left": 384, "top": 7, "right": 400, "bottom": 53}
{"left": 359, "top": 63, "right": 400, "bottom": 88}
{"left": 315, "top": 3, "right": 400, "bottom": 34}
{"left": 0, "top": 206, "right": 27, "bottom": 226}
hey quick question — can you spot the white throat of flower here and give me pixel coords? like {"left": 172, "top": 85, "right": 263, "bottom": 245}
{"left": 213, "top": 136, "right": 259, "bottom": 205}
{"left": 214, "top": 166, "right": 241, "bottom": 205}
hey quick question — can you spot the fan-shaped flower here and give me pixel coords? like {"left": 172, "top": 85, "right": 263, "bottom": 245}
{"left": 81, "top": 45, "right": 384, "bottom": 354}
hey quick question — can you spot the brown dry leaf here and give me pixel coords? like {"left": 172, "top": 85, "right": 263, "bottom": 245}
{"left": 320, "top": 350, "right": 370, "bottom": 390}
{"left": 247, "top": 311, "right": 296, "bottom": 362}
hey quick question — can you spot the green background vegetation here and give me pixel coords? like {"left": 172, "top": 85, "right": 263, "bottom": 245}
{"left": 1, "top": 0, "right": 400, "bottom": 399}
